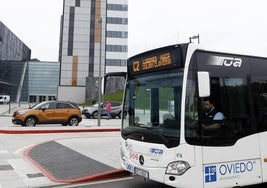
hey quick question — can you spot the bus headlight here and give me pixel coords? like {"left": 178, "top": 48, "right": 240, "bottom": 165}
{"left": 120, "top": 148, "right": 126, "bottom": 162}
{"left": 166, "top": 161, "right": 190, "bottom": 175}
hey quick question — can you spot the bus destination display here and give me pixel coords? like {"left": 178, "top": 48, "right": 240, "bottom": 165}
{"left": 128, "top": 45, "right": 182, "bottom": 76}
{"left": 133, "top": 52, "right": 171, "bottom": 71}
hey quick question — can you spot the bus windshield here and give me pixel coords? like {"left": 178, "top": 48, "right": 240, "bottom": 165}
{"left": 122, "top": 70, "right": 183, "bottom": 148}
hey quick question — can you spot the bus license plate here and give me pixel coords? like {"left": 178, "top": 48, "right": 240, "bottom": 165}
{"left": 135, "top": 168, "right": 149, "bottom": 178}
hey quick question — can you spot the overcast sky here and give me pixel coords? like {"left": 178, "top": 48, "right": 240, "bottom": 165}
{"left": 1, "top": 0, "right": 267, "bottom": 61}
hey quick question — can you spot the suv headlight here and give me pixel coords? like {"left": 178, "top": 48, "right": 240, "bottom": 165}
{"left": 17, "top": 110, "right": 27, "bottom": 115}
{"left": 166, "top": 161, "right": 190, "bottom": 175}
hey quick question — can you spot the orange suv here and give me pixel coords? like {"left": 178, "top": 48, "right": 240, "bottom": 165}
{"left": 12, "top": 101, "right": 82, "bottom": 126}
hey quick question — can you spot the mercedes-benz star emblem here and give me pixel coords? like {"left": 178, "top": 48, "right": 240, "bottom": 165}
{"left": 139, "top": 155, "right": 144, "bottom": 165}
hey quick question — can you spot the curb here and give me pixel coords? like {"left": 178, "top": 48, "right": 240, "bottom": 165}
{"left": 0, "top": 128, "right": 121, "bottom": 134}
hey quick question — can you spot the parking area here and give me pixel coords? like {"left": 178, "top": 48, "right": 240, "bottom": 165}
{"left": 0, "top": 102, "right": 122, "bottom": 129}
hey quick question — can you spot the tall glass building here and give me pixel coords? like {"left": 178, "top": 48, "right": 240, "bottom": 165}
{"left": 58, "top": 0, "right": 128, "bottom": 103}
{"left": 0, "top": 60, "right": 59, "bottom": 102}
{"left": 0, "top": 21, "right": 31, "bottom": 100}
{"left": 0, "top": 21, "right": 31, "bottom": 61}
{"left": 27, "top": 61, "right": 59, "bottom": 103}
{"left": 0, "top": 21, "right": 59, "bottom": 102}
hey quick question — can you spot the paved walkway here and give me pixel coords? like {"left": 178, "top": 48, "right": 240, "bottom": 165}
{"left": 0, "top": 102, "right": 25, "bottom": 116}
{"left": 0, "top": 102, "right": 122, "bottom": 133}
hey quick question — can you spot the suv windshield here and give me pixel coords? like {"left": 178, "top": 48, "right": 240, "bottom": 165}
{"left": 122, "top": 71, "right": 183, "bottom": 148}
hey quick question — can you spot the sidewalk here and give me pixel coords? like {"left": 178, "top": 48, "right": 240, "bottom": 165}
{"left": 0, "top": 102, "right": 122, "bottom": 133}
{"left": 0, "top": 102, "right": 27, "bottom": 116}
{"left": 0, "top": 118, "right": 121, "bottom": 134}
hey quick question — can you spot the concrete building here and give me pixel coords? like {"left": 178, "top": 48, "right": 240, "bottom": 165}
{"left": 58, "top": 0, "right": 128, "bottom": 103}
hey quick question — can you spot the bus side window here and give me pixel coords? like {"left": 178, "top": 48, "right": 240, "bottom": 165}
{"left": 252, "top": 77, "right": 267, "bottom": 132}
{"left": 186, "top": 76, "right": 253, "bottom": 146}
{"left": 203, "top": 77, "right": 251, "bottom": 145}
{"left": 220, "top": 77, "right": 251, "bottom": 139}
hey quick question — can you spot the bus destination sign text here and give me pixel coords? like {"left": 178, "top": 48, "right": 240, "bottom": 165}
{"left": 132, "top": 52, "right": 172, "bottom": 73}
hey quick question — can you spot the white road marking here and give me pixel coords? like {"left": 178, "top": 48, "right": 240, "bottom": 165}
{"left": 15, "top": 144, "right": 34, "bottom": 154}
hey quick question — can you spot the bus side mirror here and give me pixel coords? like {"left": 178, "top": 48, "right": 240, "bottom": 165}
{"left": 197, "top": 71, "right": 210, "bottom": 97}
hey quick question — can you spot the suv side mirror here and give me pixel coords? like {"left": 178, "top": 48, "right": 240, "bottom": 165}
{"left": 41, "top": 106, "right": 47, "bottom": 111}
{"left": 197, "top": 71, "right": 210, "bottom": 97}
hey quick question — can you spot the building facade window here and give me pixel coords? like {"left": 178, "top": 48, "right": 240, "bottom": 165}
{"left": 107, "top": 17, "right": 128, "bottom": 25}
{"left": 75, "top": 0, "right": 80, "bottom": 7}
{"left": 107, "top": 4, "right": 128, "bottom": 11}
{"left": 107, "top": 31, "right": 128, "bottom": 38}
{"left": 106, "top": 59, "right": 127, "bottom": 66}
{"left": 106, "top": 45, "right": 128, "bottom": 52}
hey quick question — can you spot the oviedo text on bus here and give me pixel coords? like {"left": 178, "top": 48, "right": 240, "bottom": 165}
{"left": 103, "top": 43, "right": 267, "bottom": 188}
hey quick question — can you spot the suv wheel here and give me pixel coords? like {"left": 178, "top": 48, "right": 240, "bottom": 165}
{"left": 68, "top": 117, "right": 79, "bottom": 126}
{"left": 92, "top": 111, "right": 98, "bottom": 119}
{"left": 25, "top": 117, "right": 37, "bottom": 126}
{"left": 117, "top": 112, "right": 122, "bottom": 119}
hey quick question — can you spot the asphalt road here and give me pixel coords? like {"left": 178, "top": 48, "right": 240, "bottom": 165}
{"left": 46, "top": 175, "right": 267, "bottom": 188}
{"left": 47, "top": 176, "right": 173, "bottom": 188}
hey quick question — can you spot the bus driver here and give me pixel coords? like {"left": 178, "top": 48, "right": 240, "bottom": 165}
{"left": 200, "top": 97, "right": 224, "bottom": 136}
{"left": 191, "top": 97, "right": 224, "bottom": 136}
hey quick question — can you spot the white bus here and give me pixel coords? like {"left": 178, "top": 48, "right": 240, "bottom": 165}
{"left": 105, "top": 43, "right": 267, "bottom": 187}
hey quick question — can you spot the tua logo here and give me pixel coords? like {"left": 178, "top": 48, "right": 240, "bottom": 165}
{"left": 208, "top": 56, "right": 242, "bottom": 68}
{"left": 220, "top": 57, "right": 242, "bottom": 67}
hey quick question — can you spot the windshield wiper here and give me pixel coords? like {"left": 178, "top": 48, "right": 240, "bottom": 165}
{"left": 141, "top": 126, "right": 170, "bottom": 143}
{"left": 122, "top": 127, "right": 169, "bottom": 145}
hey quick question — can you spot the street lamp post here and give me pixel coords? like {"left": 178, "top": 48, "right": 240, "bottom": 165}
{"left": 189, "top": 34, "right": 200, "bottom": 44}
{"left": 96, "top": 18, "right": 102, "bottom": 127}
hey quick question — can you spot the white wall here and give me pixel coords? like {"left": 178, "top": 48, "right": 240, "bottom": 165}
{"left": 57, "top": 86, "right": 85, "bottom": 103}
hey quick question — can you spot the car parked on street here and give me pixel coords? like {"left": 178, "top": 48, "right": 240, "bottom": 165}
{"left": 12, "top": 101, "right": 82, "bottom": 126}
{"left": 0, "top": 95, "right": 10, "bottom": 104}
{"left": 82, "top": 101, "right": 123, "bottom": 119}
